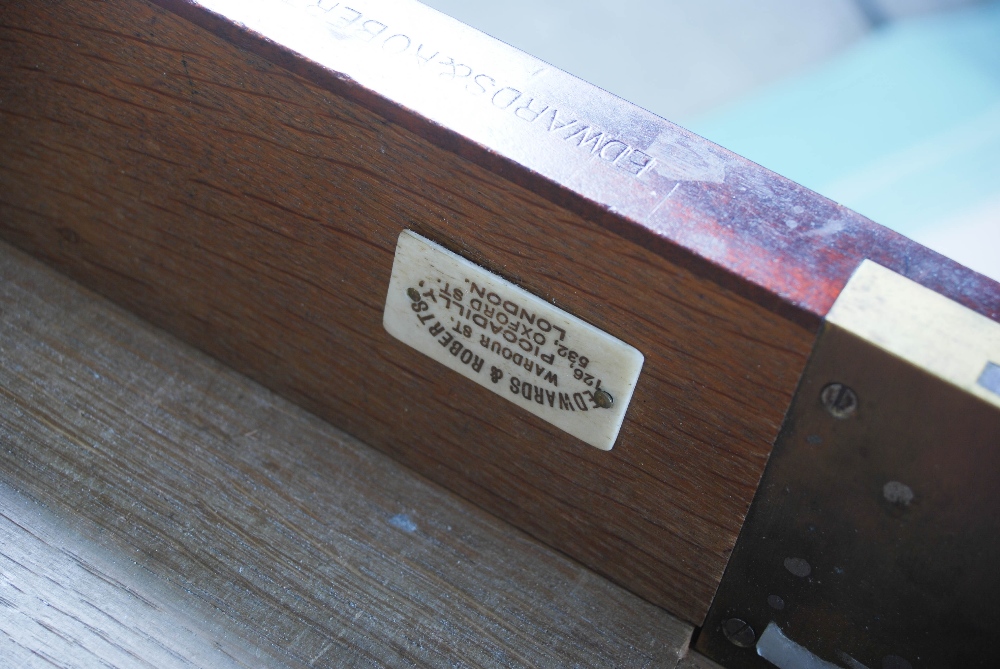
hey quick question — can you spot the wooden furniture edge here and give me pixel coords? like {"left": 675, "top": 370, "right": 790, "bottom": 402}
{"left": 154, "top": 0, "right": 1000, "bottom": 326}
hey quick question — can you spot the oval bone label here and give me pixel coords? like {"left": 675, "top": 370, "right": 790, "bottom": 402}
{"left": 383, "top": 231, "right": 644, "bottom": 450}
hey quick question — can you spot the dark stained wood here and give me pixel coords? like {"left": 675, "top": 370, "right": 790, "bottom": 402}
{"left": 0, "top": 0, "right": 819, "bottom": 624}
{"left": 0, "top": 240, "right": 695, "bottom": 668}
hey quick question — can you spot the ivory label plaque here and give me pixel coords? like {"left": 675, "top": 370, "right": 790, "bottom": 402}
{"left": 383, "top": 231, "right": 644, "bottom": 450}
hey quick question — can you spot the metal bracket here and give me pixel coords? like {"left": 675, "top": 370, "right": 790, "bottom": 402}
{"left": 698, "top": 260, "right": 1000, "bottom": 668}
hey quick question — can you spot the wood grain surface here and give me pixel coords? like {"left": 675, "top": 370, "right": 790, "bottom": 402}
{"left": 0, "top": 0, "right": 871, "bottom": 624}
{"left": 0, "top": 484, "right": 294, "bottom": 669}
{"left": 0, "top": 240, "right": 694, "bottom": 668}
{"left": 678, "top": 650, "right": 726, "bottom": 669}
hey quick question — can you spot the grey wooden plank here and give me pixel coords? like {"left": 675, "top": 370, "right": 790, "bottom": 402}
{"left": 0, "top": 484, "right": 290, "bottom": 669}
{"left": 0, "top": 239, "right": 694, "bottom": 667}
{"left": 678, "top": 650, "right": 726, "bottom": 669}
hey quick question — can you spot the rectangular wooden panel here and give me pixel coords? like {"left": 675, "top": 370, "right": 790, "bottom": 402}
{"left": 1, "top": 0, "right": 996, "bottom": 625}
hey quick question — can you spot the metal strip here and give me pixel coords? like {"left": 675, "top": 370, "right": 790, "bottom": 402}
{"left": 698, "top": 260, "right": 1000, "bottom": 668}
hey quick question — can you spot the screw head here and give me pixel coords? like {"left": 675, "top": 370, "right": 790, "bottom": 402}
{"left": 722, "top": 618, "right": 756, "bottom": 648}
{"left": 593, "top": 388, "right": 614, "bottom": 409}
{"left": 820, "top": 382, "right": 858, "bottom": 418}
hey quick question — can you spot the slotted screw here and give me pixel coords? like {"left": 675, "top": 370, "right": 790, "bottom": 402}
{"left": 722, "top": 618, "right": 756, "bottom": 648}
{"left": 593, "top": 388, "right": 613, "bottom": 409}
{"left": 820, "top": 382, "right": 858, "bottom": 419}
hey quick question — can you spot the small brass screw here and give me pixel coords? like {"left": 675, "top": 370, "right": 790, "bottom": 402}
{"left": 593, "top": 388, "right": 614, "bottom": 409}
{"left": 820, "top": 382, "right": 858, "bottom": 419}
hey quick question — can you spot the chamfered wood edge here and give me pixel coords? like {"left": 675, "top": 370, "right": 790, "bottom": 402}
{"left": 151, "top": 0, "right": 1000, "bottom": 328}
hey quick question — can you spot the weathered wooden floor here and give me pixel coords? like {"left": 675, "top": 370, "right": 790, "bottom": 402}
{"left": 0, "top": 240, "right": 720, "bottom": 667}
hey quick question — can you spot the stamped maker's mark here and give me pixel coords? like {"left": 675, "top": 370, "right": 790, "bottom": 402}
{"left": 383, "top": 231, "right": 644, "bottom": 451}
{"left": 301, "top": 0, "right": 657, "bottom": 178}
